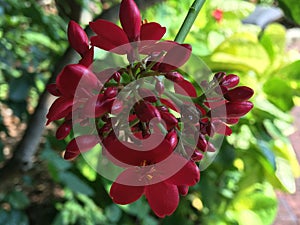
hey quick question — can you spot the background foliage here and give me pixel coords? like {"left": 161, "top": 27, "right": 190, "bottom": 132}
{"left": 0, "top": 0, "right": 299, "bottom": 224}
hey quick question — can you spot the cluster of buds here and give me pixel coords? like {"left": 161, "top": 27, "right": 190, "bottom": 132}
{"left": 46, "top": 0, "right": 253, "bottom": 218}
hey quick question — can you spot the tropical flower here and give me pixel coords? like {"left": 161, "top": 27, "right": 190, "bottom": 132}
{"left": 89, "top": 0, "right": 166, "bottom": 55}
{"left": 110, "top": 154, "right": 200, "bottom": 218}
{"left": 45, "top": 0, "right": 254, "bottom": 218}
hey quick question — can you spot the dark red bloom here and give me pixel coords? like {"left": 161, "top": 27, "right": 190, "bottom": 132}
{"left": 110, "top": 154, "right": 200, "bottom": 218}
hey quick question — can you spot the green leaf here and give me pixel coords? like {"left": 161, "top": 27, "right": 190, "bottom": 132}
{"left": 59, "top": 172, "right": 95, "bottom": 196}
{"left": 6, "top": 190, "right": 30, "bottom": 209}
{"left": 232, "top": 183, "right": 278, "bottom": 225}
{"left": 22, "top": 31, "right": 60, "bottom": 52}
{"left": 278, "top": 0, "right": 300, "bottom": 24}
{"left": 263, "top": 77, "right": 294, "bottom": 111}
{"left": 260, "top": 23, "right": 286, "bottom": 65}
{"left": 204, "top": 33, "right": 270, "bottom": 74}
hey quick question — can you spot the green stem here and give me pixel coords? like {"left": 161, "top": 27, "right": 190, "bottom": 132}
{"left": 174, "top": 0, "right": 206, "bottom": 43}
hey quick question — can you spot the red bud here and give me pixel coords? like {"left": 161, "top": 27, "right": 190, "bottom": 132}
{"left": 119, "top": 0, "right": 141, "bottom": 42}
{"left": 155, "top": 80, "right": 164, "bottom": 95}
{"left": 165, "top": 71, "right": 184, "bottom": 82}
{"left": 220, "top": 74, "right": 239, "bottom": 88}
{"left": 211, "top": 101, "right": 253, "bottom": 118}
{"left": 224, "top": 86, "right": 254, "bottom": 102}
{"left": 67, "top": 21, "right": 89, "bottom": 57}
{"left": 64, "top": 135, "right": 99, "bottom": 160}
{"left": 138, "top": 88, "right": 158, "bottom": 102}
{"left": 56, "top": 120, "right": 72, "bottom": 140}
{"left": 134, "top": 101, "right": 161, "bottom": 122}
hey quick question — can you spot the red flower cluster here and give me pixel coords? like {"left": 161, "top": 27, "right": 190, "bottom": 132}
{"left": 46, "top": 0, "right": 253, "bottom": 218}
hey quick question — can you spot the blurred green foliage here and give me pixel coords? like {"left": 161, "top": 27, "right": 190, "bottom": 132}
{"left": 0, "top": 0, "right": 300, "bottom": 225}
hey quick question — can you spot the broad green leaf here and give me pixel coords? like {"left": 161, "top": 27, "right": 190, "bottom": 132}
{"left": 59, "top": 172, "right": 95, "bottom": 196}
{"left": 263, "top": 77, "right": 294, "bottom": 111}
{"left": 272, "top": 139, "right": 300, "bottom": 178}
{"left": 204, "top": 33, "right": 270, "bottom": 74}
{"left": 278, "top": 0, "right": 300, "bottom": 24}
{"left": 260, "top": 23, "right": 286, "bottom": 65}
{"left": 273, "top": 60, "right": 300, "bottom": 80}
{"left": 254, "top": 97, "right": 292, "bottom": 122}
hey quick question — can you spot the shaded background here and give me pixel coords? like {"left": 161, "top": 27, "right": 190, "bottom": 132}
{"left": 0, "top": 0, "right": 300, "bottom": 224}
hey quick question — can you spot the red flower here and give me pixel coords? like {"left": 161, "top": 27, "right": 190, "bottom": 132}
{"left": 89, "top": 0, "right": 166, "bottom": 54}
{"left": 110, "top": 154, "right": 200, "bottom": 218}
{"left": 212, "top": 9, "right": 223, "bottom": 23}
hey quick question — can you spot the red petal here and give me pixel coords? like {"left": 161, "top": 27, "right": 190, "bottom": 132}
{"left": 177, "top": 185, "right": 189, "bottom": 196}
{"left": 68, "top": 20, "right": 89, "bottom": 56}
{"left": 165, "top": 155, "right": 200, "bottom": 186}
{"left": 159, "top": 44, "right": 192, "bottom": 72}
{"left": 89, "top": 20, "right": 129, "bottom": 54}
{"left": 120, "top": 0, "right": 141, "bottom": 42}
{"left": 174, "top": 79, "right": 197, "bottom": 97}
{"left": 102, "top": 130, "right": 177, "bottom": 166}
{"left": 140, "top": 22, "right": 166, "bottom": 41}
{"left": 145, "top": 182, "right": 179, "bottom": 218}
{"left": 56, "top": 64, "right": 100, "bottom": 98}
{"left": 160, "top": 98, "right": 180, "bottom": 112}
{"left": 64, "top": 135, "right": 99, "bottom": 160}
{"left": 46, "top": 97, "right": 73, "bottom": 124}
{"left": 110, "top": 168, "right": 144, "bottom": 204}
{"left": 79, "top": 47, "right": 94, "bottom": 67}
{"left": 46, "top": 83, "right": 61, "bottom": 96}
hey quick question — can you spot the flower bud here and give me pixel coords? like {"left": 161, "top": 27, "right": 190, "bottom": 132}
{"left": 155, "top": 80, "right": 164, "bottom": 95}
{"left": 67, "top": 21, "right": 89, "bottom": 57}
{"left": 220, "top": 74, "right": 239, "bottom": 88}
{"left": 64, "top": 135, "right": 99, "bottom": 160}
{"left": 197, "top": 134, "right": 207, "bottom": 152}
{"left": 178, "top": 185, "right": 189, "bottom": 196}
{"left": 56, "top": 120, "right": 72, "bottom": 140}
{"left": 210, "top": 101, "right": 253, "bottom": 118}
{"left": 160, "top": 111, "right": 178, "bottom": 131}
{"left": 224, "top": 86, "right": 254, "bottom": 102}
{"left": 192, "top": 150, "right": 203, "bottom": 162}
{"left": 113, "top": 72, "right": 121, "bottom": 83}
{"left": 119, "top": 0, "right": 141, "bottom": 42}
{"left": 104, "top": 87, "right": 118, "bottom": 99}
{"left": 138, "top": 88, "right": 158, "bottom": 102}
{"left": 134, "top": 101, "right": 161, "bottom": 122}
{"left": 165, "top": 71, "right": 184, "bottom": 83}
{"left": 213, "top": 71, "right": 226, "bottom": 81}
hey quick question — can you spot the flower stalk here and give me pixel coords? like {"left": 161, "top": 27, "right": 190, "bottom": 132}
{"left": 174, "top": 0, "right": 206, "bottom": 43}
